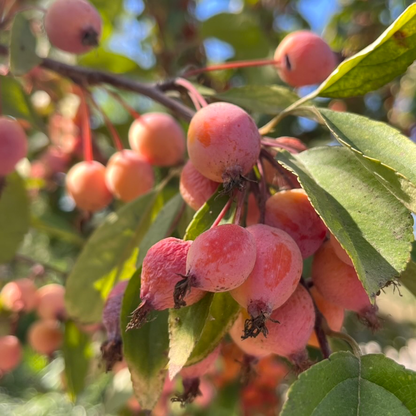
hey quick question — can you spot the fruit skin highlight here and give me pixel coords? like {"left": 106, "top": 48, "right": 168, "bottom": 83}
{"left": 0, "top": 335, "right": 22, "bottom": 373}
{"left": 274, "top": 30, "right": 337, "bottom": 87}
{"left": 44, "top": 0, "right": 102, "bottom": 54}
{"left": 128, "top": 113, "right": 185, "bottom": 167}
{"left": 0, "top": 117, "right": 28, "bottom": 177}
{"left": 66, "top": 161, "right": 113, "bottom": 212}
{"left": 187, "top": 102, "right": 261, "bottom": 184}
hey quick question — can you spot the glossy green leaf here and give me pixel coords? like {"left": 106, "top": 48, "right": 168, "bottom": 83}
{"left": 63, "top": 321, "right": 93, "bottom": 401}
{"left": 281, "top": 352, "right": 416, "bottom": 416}
{"left": 66, "top": 190, "right": 161, "bottom": 323}
{"left": 121, "top": 269, "right": 169, "bottom": 411}
{"left": 317, "top": 4, "right": 416, "bottom": 97}
{"left": 186, "top": 292, "right": 240, "bottom": 366}
{"left": 0, "top": 173, "right": 30, "bottom": 264}
{"left": 9, "top": 14, "right": 42, "bottom": 76}
{"left": 136, "top": 193, "right": 184, "bottom": 267}
{"left": 214, "top": 85, "right": 299, "bottom": 115}
{"left": 277, "top": 147, "right": 413, "bottom": 297}
{"left": 168, "top": 294, "right": 214, "bottom": 379}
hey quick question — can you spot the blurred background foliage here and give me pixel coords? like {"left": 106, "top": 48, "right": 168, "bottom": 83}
{"left": 1, "top": 0, "right": 416, "bottom": 414}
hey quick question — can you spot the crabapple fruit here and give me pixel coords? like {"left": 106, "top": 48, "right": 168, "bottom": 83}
{"left": 0, "top": 336, "right": 22, "bottom": 373}
{"left": 1, "top": 278, "right": 39, "bottom": 312}
{"left": 180, "top": 160, "right": 219, "bottom": 211}
{"left": 44, "top": 0, "right": 102, "bottom": 54}
{"left": 274, "top": 30, "right": 337, "bottom": 87}
{"left": 230, "top": 224, "right": 302, "bottom": 338}
{"left": 127, "top": 238, "right": 205, "bottom": 330}
{"left": 28, "top": 320, "right": 63, "bottom": 355}
{"left": 329, "top": 233, "right": 353, "bottom": 266}
{"left": 187, "top": 102, "right": 261, "bottom": 185}
{"left": 37, "top": 284, "right": 66, "bottom": 320}
{"left": 0, "top": 117, "right": 28, "bottom": 177}
{"left": 174, "top": 224, "right": 257, "bottom": 308}
{"left": 265, "top": 189, "right": 327, "bottom": 258}
{"left": 308, "top": 286, "right": 344, "bottom": 348}
{"left": 128, "top": 113, "right": 185, "bottom": 166}
{"left": 105, "top": 150, "right": 154, "bottom": 202}
{"left": 66, "top": 161, "right": 112, "bottom": 212}
{"left": 312, "top": 241, "right": 378, "bottom": 327}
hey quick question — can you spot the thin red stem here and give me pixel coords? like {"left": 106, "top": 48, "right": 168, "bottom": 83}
{"left": 175, "top": 78, "right": 208, "bottom": 109}
{"left": 261, "top": 138, "right": 301, "bottom": 154}
{"left": 256, "top": 159, "right": 268, "bottom": 223}
{"left": 183, "top": 59, "right": 280, "bottom": 78}
{"left": 233, "top": 185, "right": 247, "bottom": 226}
{"left": 211, "top": 197, "right": 233, "bottom": 228}
{"left": 80, "top": 89, "right": 93, "bottom": 162}
{"left": 107, "top": 89, "right": 141, "bottom": 119}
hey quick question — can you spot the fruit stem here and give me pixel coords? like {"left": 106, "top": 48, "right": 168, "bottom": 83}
{"left": 183, "top": 59, "right": 280, "bottom": 78}
{"left": 325, "top": 328, "right": 362, "bottom": 358}
{"left": 80, "top": 89, "right": 93, "bottom": 162}
{"left": 175, "top": 78, "right": 208, "bottom": 109}
{"left": 261, "top": 138, "right": 302, "bottom": 153}
{"left": 211, "top": 196, "right": 233, "bottom": 228}
{"left": 260, "top": 148, "right": 297, "bottom": 189}
{"left": 106, "top": 89, "right": 142, "bottom": 119}
{"left": 256, "top": 159, "right": 268, "bottom": 224}
{"left": 233, "top": 183, "right": 247, "bottom": 225}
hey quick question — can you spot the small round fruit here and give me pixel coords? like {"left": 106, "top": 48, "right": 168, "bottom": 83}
{"left": 180, "top": 160, "right": 219, "bottom": 211}
{"left": 187, "top": 102, "right": 261, "bottom": 184}
{"left": 44, "top": 0, "right": 102, "bottom": 54}
{"left": 128, "top": 113, "right": 185, "bottom": 167}
{"left": 66, "top": 160, "right": 113, "bottom": 212}
{"left": 329, "top": 233, "right": 353, "bottom": 266}
{"left": 0, "top": 117, "right": 28, "bottom": 176}
{"left": 37, "top": 284, "right": 66, "bottom": 320}
{"left": 274, "top": 31, "right": 337, "bottom": 87}
{"left": 1, "top": 278, "right": 39, "bottom": 312}
{"left": 105, "top": 150, "right": 154, "bottom": 202}
{"left": 28, "top": 320, "right": 63, "bottom": 355}
{"left": 0, "top": 336, "right": 22, "bottom": 373}
{"left": 265, "top": 189, "right": 327, "bottom": 258}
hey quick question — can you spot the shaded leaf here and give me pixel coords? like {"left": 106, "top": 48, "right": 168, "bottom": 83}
{"left": 401, "top": 242, "right": 416, "bottom": 296}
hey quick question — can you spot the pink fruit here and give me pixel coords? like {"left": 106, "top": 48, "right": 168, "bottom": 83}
{"left": 230, "top": 224, "right": 302, "bottom": 338}
{"left": 28, "top": 320, "right": 63, "bottom": 355}
{"left": 1, "top": 278, "right": 39, "bottom": 312}
{"left": 181, "top": 345, "right": 221, "bottom": 379}
{"left": 180, "top": 160, "right": 219, "bottom": 211}
{"left": 127, "top": 238, "right": 205, "bottom": 329}
{"left": 174, "top": 224, "right": 257, "bottom": 308}
{"left": 0, "top": 335, "right": 22, "bottom": 373}
{"left": 265, "top": 189, "right": 327, "bottom": 258}
{"left": 66, "top": 161, "right": 113, "bottom": 212}
{"left": 245, "top": 193, "right": 260, "bottom": 226}
{"left": 329, "top": 233, "right": 353, "bottom": 266}
{"left": 187, "top": 102, "right": 261, "bottom": 185}
{"left": 44, "top": 0, "right": 102, "bottom": 54}
{"left": 274, "top": 31, "right": 337, "bottom": 87}
{"left": 128, "top": 113, "right": 185, "bottom": 166}
{"left": 37, "top": 284, "right": 66, "bottom": 320}
{"left": 105, "top": 150, "right": 154, "bottom": 202}
{"left": 0, "top": 117, "right": 28, "bottom": 176}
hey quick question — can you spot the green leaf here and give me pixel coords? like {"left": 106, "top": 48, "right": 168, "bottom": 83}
{"left": 9, "top": 14, "right": 42, "bottom": 76}
{"left": 79, "top": 48, "right": 139, "bottom": 74}
{"left": 281, "top": 352, "right": 416, "bottom": 416}
{"left": 63, "top": 320, "right": 93, "bottom": 401}
{"left": 121, "top": 269, "right": 169, "bottom": 411}
{"left": 214, "top": 85, "right": 299, "bottom": 115}
{"left": 316, "top": 3, "right": 416, "bottom": 97}
{"left": 1, "top": 76, "right": 44, "bottom": 131}
{"left": 186, "top": 292, "right": 240, "bottom": 366}
{"left": 66, "top": 190, "right": 161, "bottom": 323}
{"left": 137, "top": 193, "right": 184, "bottom": 267}
{"left": 276, "top": 147, "right": 413, "bottom": 297}
{"left": 401, "top": 242, "right": 416, "bottom": 296}
{"left": 312, "top": 108, "right": 416, "bottom": 211}
{"left": 0, "top": 173, "right": 30, "bottom": 264}
{"left": 184, "top": 188, "right": 229, "bottom": 241}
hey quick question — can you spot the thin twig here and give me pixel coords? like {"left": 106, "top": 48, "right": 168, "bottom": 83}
{"left": 14, "top": 254, "right": 68, "bottom": 278}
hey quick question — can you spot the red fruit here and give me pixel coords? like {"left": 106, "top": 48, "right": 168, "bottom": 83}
{"left": 245, "top": 193, "right": 260, "bottom": 226}
{"left": 105, "top": 150, "right": 154, "bottom": 202}
{"left": 187, "top": 102, "right": 261, "bottom": 185}
{"left": 37, "top": 284, "right": 66, "bottom": 320}
{"left": 312, "top": 241, "right": 378, "bottom": 327}
{"left": 128, "top": 113, "right": 185, "bottom": 166}
{"left": 180, "top": 160, "right": 219, "bottom": 211}
{"left": 66, "top": 161, "right": 113, "bottom": 212}
{"left": 308, "top": 286, "right": 344, "bottom": 348}
{"left": 127, "top": 238, "right": 205, "bottom": 329}
{"left": 329, "top": 233, "right": 353, "bottom": 266}
{"left": 44, "top": 0, "right": 102, "bottom": 54}
{"left": 0, "top": 117, "right": 28, "bottom": 176}
{"left": 230, "top": 224, "right": 303, "bottom": 338}
{"left": 1, "top": 278, "right": 39, "bottom": 312}
{"left": 274, "top": 30, "right": 337, "bottom": 87}
{"left": 265, "top": 189, "right": 327, "bottom": 258}
{"left": 0, "top": 335, "right": 22, "bottom": 373}
{"left": 174, "top": 224, "right": 257, "bottom": 308}
{"left": 28, "top": 320, "right": 63, "bottom": 355}
{"left": 181, "top": 345, "right": 221, "bottom": 380}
